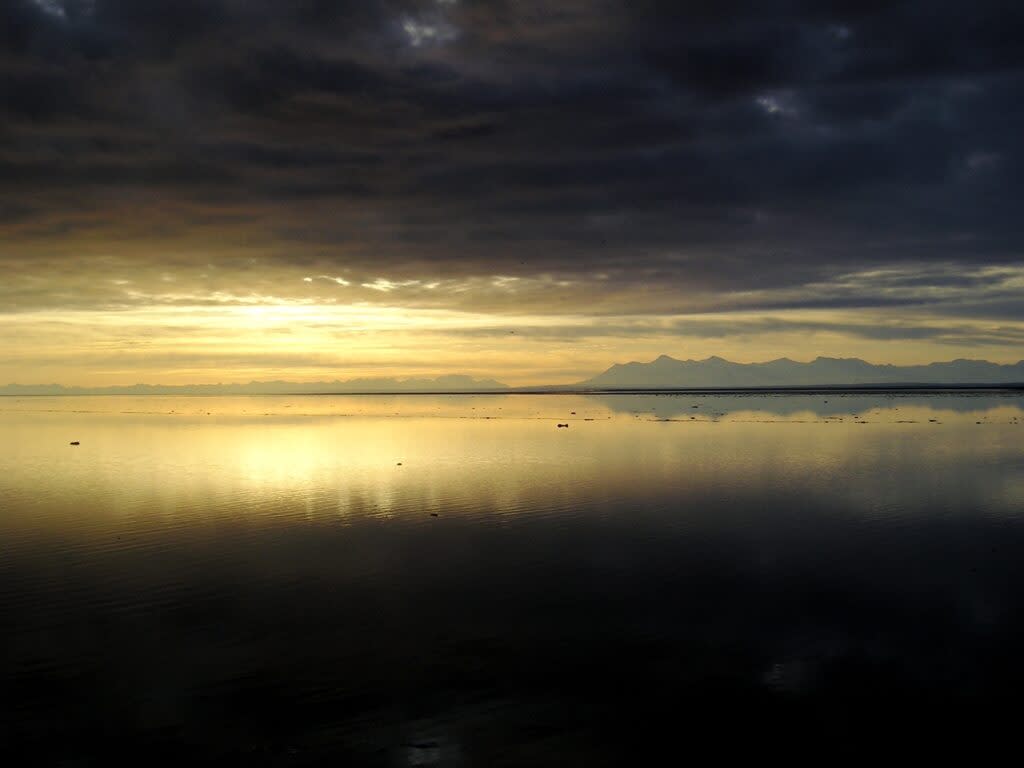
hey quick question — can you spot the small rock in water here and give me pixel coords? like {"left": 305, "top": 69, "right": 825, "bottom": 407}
{"left": 69, "top": 441, "right": 80, "bottom": 446}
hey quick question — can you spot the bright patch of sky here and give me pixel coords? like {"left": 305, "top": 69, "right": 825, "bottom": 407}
{"left": 401, "top": 0, "right": 459, "bottom": 47}
{"left": 30, "top": 0, "right": 66, "bottom": 19}
{"left": 402, "top": 17, "right": 458, "bottom": 47}
{"left": 361, "top": 278, "right": 424, "bottom": 292}
{"left": 755, "top": 93, "right": 799, "bottom": 118}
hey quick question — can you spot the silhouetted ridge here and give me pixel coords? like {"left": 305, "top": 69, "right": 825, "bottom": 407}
{"left": 577, "top": 355, "right": 1024, "bottom": 388}
{"left": 0, "top": 375, "right": 509, "bottom": 396}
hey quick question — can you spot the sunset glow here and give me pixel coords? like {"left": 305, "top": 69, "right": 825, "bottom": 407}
{"left": 2, "top": 1, "right": 1022, "bottom": 386}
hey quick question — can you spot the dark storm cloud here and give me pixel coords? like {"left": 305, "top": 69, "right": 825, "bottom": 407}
{"left": 440, "top": 317, "right": 1024, "bottom": 347}
{"left": 2, "top": 0, "right": 1023, "bottom": 315}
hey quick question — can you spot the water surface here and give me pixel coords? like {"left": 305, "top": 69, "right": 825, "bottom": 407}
{"left": 3, "top": 393, "right": 1023, "bottom": 763}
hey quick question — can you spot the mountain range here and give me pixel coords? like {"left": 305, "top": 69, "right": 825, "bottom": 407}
{"left": 575, "top": 355, "right": 1024, "bottom": 389}
{"left": 4, "top": 356, "right": 1024, "bottom": 395}
{"left": 0, "top": 375, "right": 509, "bottom": 396}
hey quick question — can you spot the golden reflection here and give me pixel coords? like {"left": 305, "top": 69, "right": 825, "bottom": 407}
{"left": 1, "top": 394, "right": 1022, "bottom": 539}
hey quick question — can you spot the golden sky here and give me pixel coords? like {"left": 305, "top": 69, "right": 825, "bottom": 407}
{"left": 4, "top": 252, "right": 1023, "bottom": 386}
{"left": 3, "top": 1, "right": 1024, "bottom": 385}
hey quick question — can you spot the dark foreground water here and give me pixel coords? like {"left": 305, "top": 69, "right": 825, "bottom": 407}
{"left": 2, "top": 392, "right": 1024, "bottom": 764}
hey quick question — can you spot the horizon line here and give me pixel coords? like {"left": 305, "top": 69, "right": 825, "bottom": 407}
{"left": 4, "top": 352, "right": 1024, "bottom": 392}
{"left": 3, "top": 384, "right": 1024, "bottom": 397}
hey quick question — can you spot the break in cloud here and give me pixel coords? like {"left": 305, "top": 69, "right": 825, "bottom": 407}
{"left": 1, "top": 1, "right": 1023, "bottom": 384}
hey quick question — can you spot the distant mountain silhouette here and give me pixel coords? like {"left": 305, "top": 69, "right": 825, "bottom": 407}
{"left": 7, "top": 358, "right": 1024, "bottom": 395}
{"left": 0, "top": 375, "right": 509, "bottom": 396}
{"left": 577, "top": 355, "right": 1024, "bottom": 388}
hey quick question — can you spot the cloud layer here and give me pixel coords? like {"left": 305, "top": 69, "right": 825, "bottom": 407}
{"left": 2, "top": 1, "right": 1023, "bottom": 382}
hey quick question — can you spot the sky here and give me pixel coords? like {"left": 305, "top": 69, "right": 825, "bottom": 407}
{"left": 2, "top": 0, "right": 1023, "bottom": 386}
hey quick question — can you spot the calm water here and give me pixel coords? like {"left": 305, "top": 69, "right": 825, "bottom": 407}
{"left": 3, "top": 393, "right": 1024, "bottom": 763}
